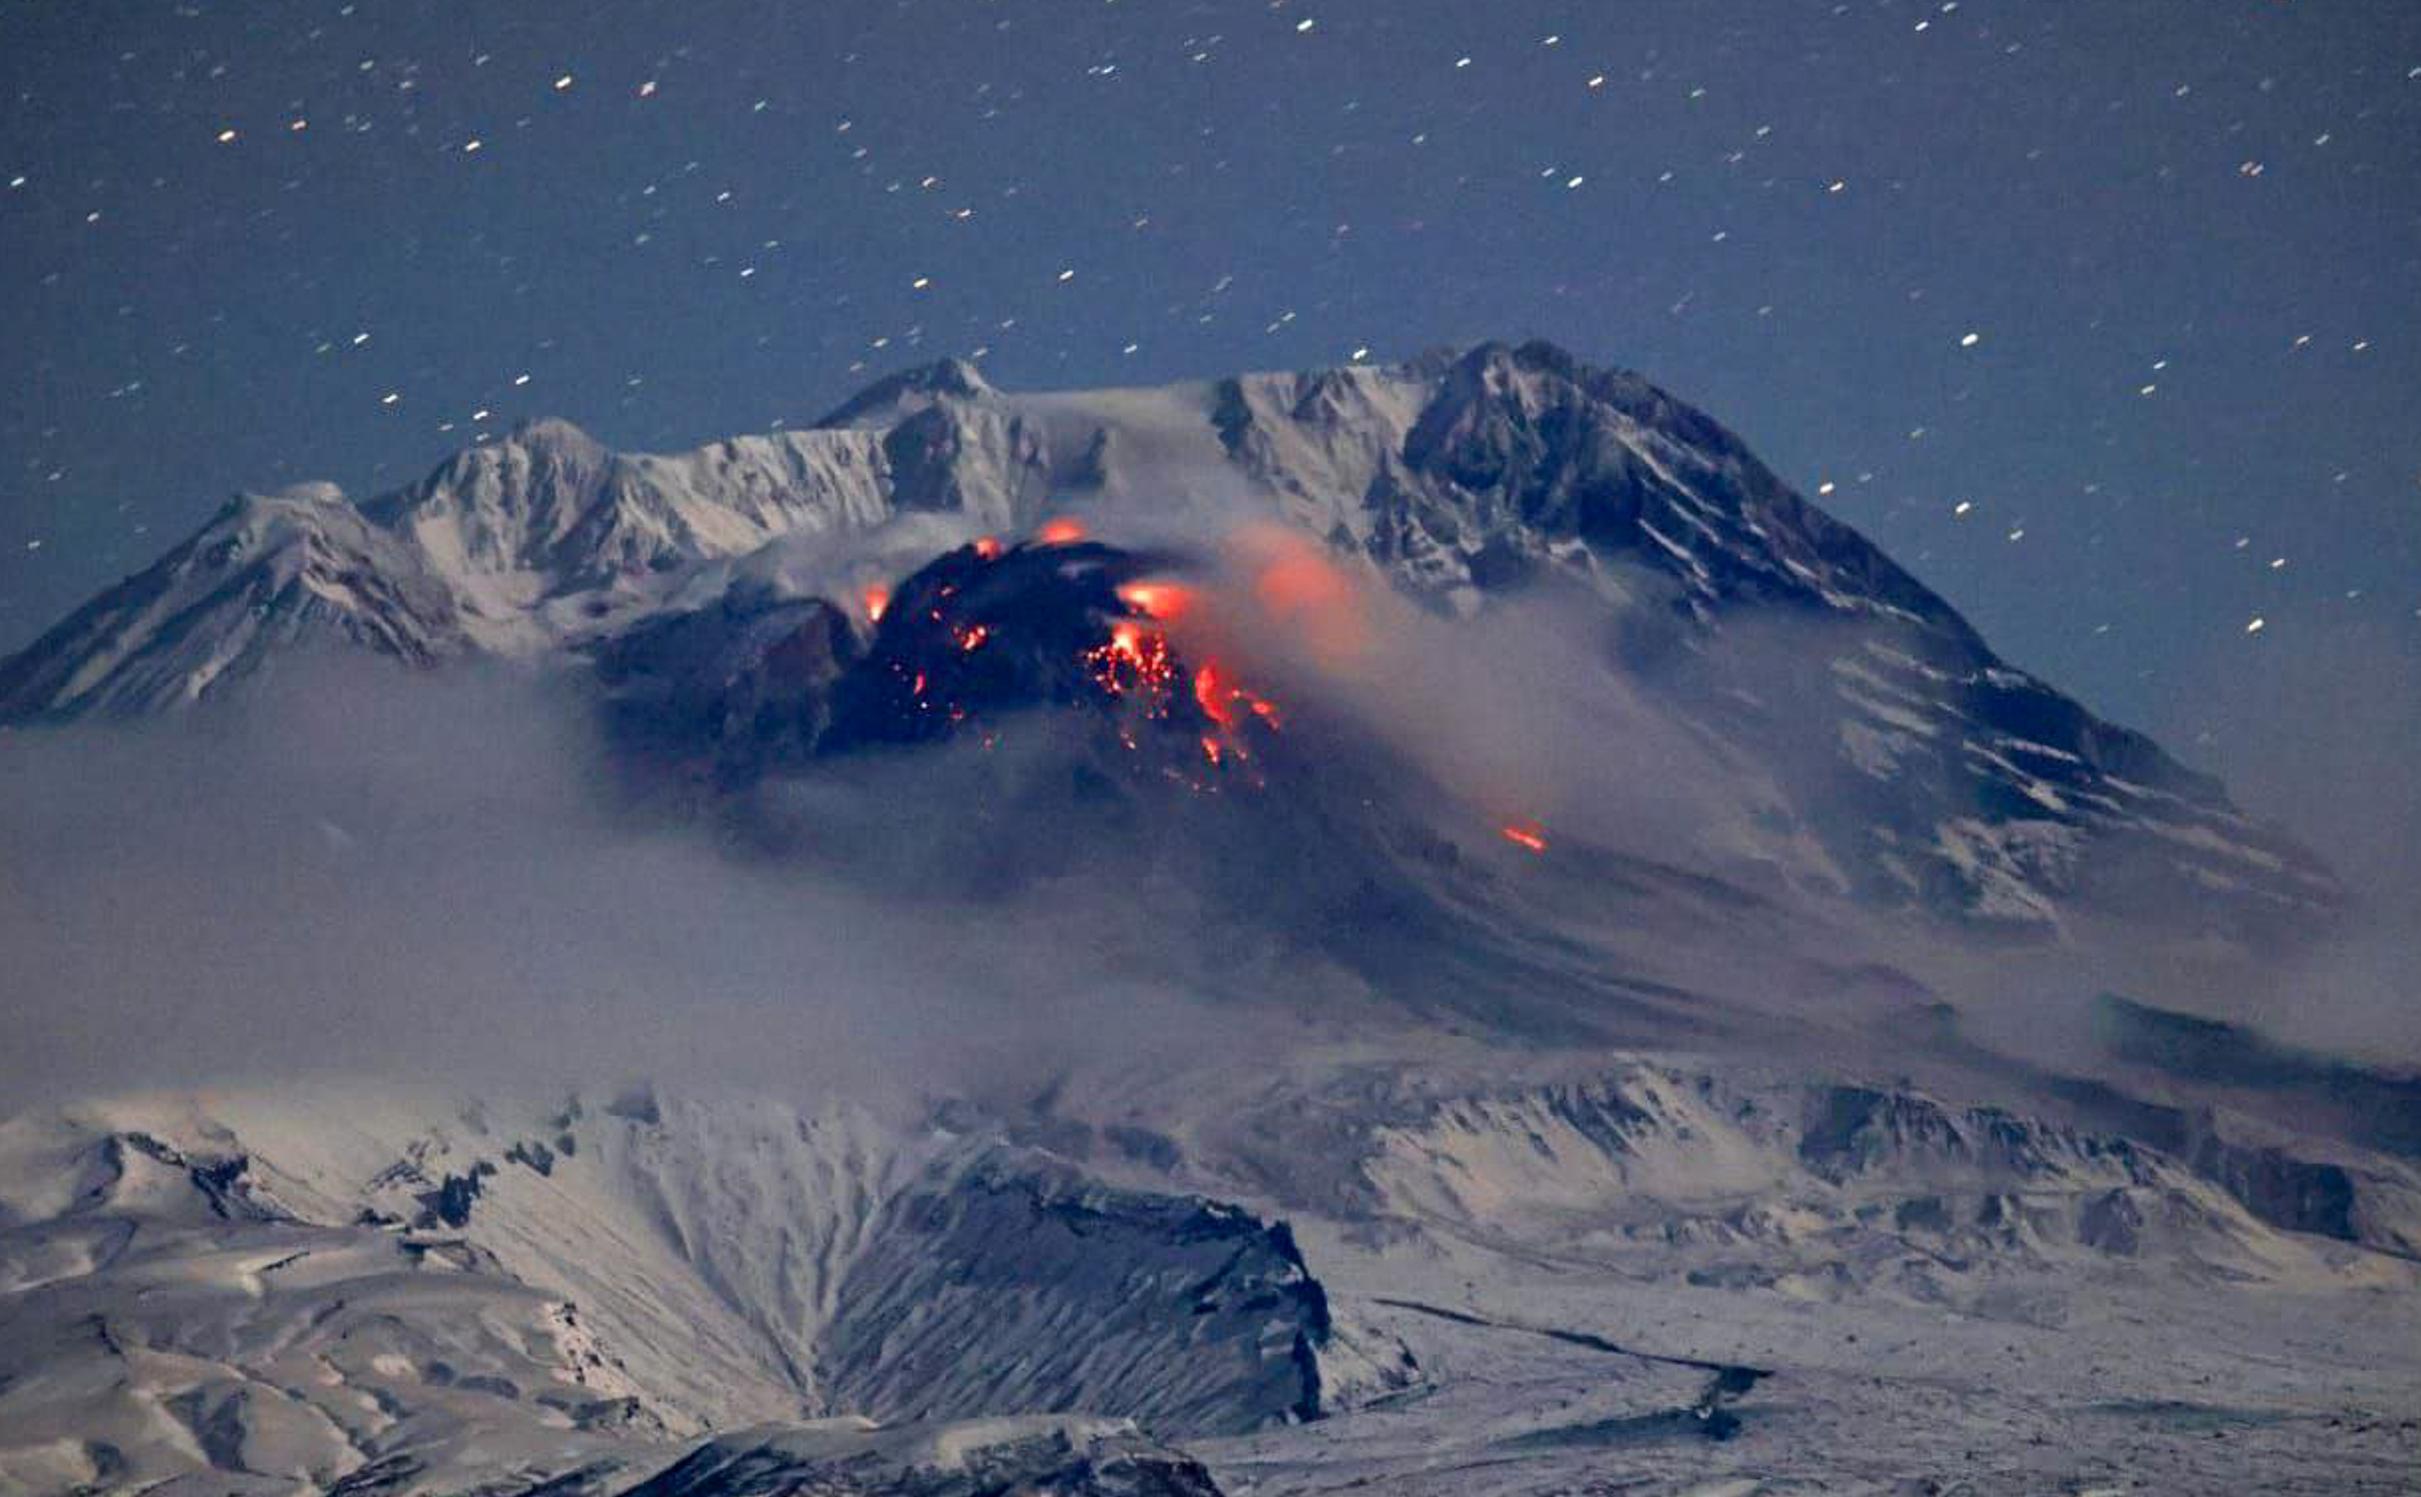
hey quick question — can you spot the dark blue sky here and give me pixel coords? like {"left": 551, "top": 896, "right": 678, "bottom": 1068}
{"left": 4, "top": 0, "right": 2417, "bottom": 812}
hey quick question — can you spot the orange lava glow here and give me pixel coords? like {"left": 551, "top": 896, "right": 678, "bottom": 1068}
{"left": 1252, "top": 536, "right": 1354, "bottom": 613}
{"left": 1500, "top": 820, "right": 1550, "bottom": 854}
{"left": 1192, "top": 663, "right": 1236, "bottom": 729}
{"left": 1077, "top": 607, "right": 1287, "bottom": 776}
{"left": 1116, "top": 580, "right": 1192, "bottom": 621}
{"left": 1086, "top": 623, "right": 1179, "bottom": 701}
{"left": 1037, "top": 516, "right": 1087, "bottom": 545}
{"left": 1193, "top": 660, "right": 1284, "bottom": 735}
{"left": 974, "top": 535, "right": 1003, "bottom": 560}
{"left": 958, "top": 623, "right": 990, "bottom": 652}
{"left": 1233, "top": 525, "right": 1371, "bottom": 664}
{"left": 862, "top": 584, "right": 890, "bottom": 622}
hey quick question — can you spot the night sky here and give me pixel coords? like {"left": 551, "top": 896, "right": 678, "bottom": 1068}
{"left": 4, "top": 0, "right": 2418, "bottom": 822}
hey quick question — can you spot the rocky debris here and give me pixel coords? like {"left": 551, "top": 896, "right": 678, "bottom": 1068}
{"left": 612, "top": 1417, "right": 1224, "bottom": 1497}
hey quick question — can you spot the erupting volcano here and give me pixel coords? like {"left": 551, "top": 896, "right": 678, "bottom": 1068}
{"left": 0, "top": 343, "right": 2400, "bottom": 1497}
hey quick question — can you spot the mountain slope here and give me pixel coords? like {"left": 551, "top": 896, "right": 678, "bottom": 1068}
{"left": 0, "top": 485, "right": 471, "bottom": 718}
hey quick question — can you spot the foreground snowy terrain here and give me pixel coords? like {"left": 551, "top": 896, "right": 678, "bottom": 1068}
{"left": 3, "top": 1060, "right": 2415, "bottom": 1494}
{"left": 1, "top": 344, "right": 2414, "bottom": 1493}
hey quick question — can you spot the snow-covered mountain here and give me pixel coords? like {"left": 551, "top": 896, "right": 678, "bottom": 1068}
{"left": 0, "top": 342, "right": 2336, "bottom": 941}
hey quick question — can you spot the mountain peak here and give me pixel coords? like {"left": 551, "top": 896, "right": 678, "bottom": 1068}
{"left": 1462, "top": 337, "right": 1582, "bottom": 378}
{"left": 499, "top": 414, "right": 606, "bottom": 456}
{"left": 816, "top": 357, "right": 996, "bottom": 428}
{"left": 257, "top": 479, "right": 350, "bottom": 508}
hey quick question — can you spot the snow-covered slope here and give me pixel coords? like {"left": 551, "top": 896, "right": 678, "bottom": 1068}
{"left": 6, "top": 1047, "right": 2417, "bottom": 1496}
{"left": 0, "top": 485, "right": 472, "bottom": 716}
{"left": 0, "top": 1084, "right": 1416, "bottom": 1495}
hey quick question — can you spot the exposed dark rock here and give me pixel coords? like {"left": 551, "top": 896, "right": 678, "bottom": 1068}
{"left": 413, "top": 1161, "right": 495, "bottom": 1231}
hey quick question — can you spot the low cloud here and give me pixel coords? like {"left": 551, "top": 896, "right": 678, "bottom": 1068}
{"left": 0, "top": 659, "right": 1289, "bottom": 1111}
{"left": 3, "top": 501, "right": 2413, "bottom": 1125}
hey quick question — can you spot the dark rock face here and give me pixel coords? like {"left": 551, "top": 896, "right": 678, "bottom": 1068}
{"left": 2078, "top": 1187, "right": 2146, "bottom": 1255}
{"left": 607, "top": 538, "right": 1269, "bottom": 801}
{"left": 823, "top": 540, "right": 1178, "bottom": 752}
{"left": 2184, "top": 1137, "right": 2360, "bottom": 1244}
{"left": 413, "top": 1162, "right": 495, "bottom": 1230}
{"left": 826, "top": 1155, "right": 1350, "bottom": 1437}
{"left": 2097, "top": 994, "right": 2421, "bottom": 1160}
{"left": 596, "top": 588, "right": 861, "bottom": 783}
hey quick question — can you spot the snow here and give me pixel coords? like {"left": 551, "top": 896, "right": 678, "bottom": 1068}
{"left": 3, "top": 1040, "right": 2419, "bottom": 1492}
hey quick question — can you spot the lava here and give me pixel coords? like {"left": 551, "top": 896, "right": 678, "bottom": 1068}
{"left": 1193, "top": 660, "right": 1284, "bottom": 736}
{"left": 1500, "top": 820, "right": 1550, "bottom": 854}
{"left": 842, "top": 537, "right": 1292, "bottom": 785}
{"left": 1086, "top": 623, "right": 1180, "bottom": 704}
{"left": 1194, "top": 663, "right": 1236, "bottom": 729}
{"left": 1116, "top": 581, "right": 1192, "bottom": 621}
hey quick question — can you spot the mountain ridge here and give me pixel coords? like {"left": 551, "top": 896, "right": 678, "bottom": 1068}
{"left": 0, "top": 341, "right": 2340, "bottom": 938}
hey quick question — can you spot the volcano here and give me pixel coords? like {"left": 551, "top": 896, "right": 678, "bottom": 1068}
{"left": 2, "top": 345, "right": 2413, "bottom": 1496}
{"left": 0, "top": 342, "right": 2337, "bottom": 942}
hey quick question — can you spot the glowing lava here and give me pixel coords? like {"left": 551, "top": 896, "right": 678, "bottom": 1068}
{"left": 1116, "top": 581, "right": 1192, "bottom": 621}
{"left": 974, "top": 535, "right": 1003, "bottom": 560}
{"left": 1037, "top": 516, "right": 1087, "bottom": 545}
{"left": 1194, "top": 663, "right": 1235, "bottom": 729}
{"left": 1193, "top": 660, "right": 1283, "bottom": 735}
{"left": 1500, "top": 820, "right": 1550, "bottom": 854}
{"left": 863, "top": 584, "right": 890, "bottom": 622}
{"left": 1086, "top": 623, "right": 1179, "bottom": 703}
